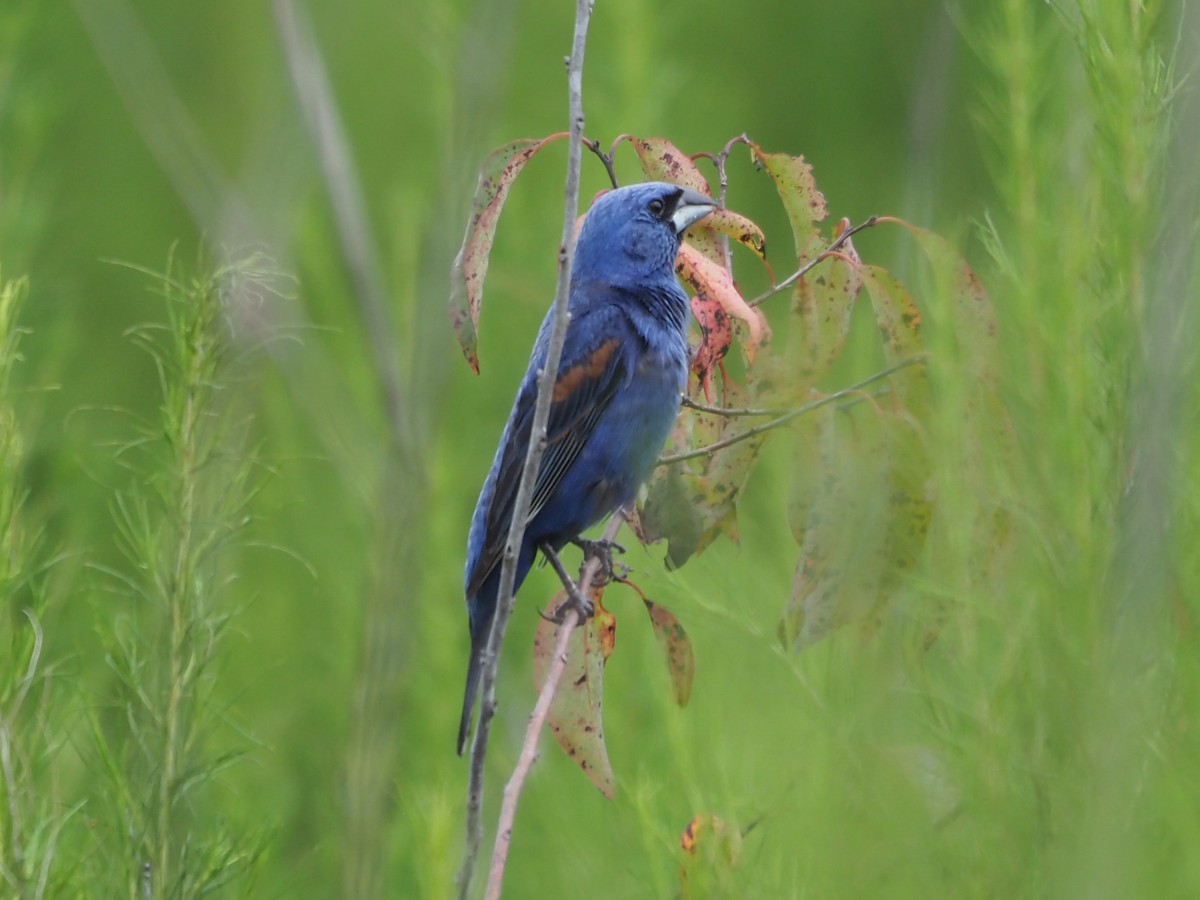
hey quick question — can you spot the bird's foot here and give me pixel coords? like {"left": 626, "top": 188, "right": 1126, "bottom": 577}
{"left": 539, "top": 541, "right": 596, "bottom": 626}
{"left": 571, "top": 536, "right": 627, "bottom": 584}
{"left": 548, "top": 582, "right": 595, "bottom": 625}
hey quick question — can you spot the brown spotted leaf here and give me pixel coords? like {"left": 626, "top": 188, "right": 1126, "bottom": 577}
{"left": 643, "top": 598, "right": 694, "bottom": 707}
{"left": 749, "top": 143, "right": 828, "bottom": 268}
{"left": 682, "top": 208, "right": 771, "bottom": 276}
{"left": 792, "top": 219, "right": 863, "bottom": 384}
{"left": 690, "top": 293, "right": 732, "bottom": 402}
{"left": 704, "top": 207, "right": 768, "bottom": 263}
{"left": 887, "top": 218, "right": 999, "bottom": 383}
{"left": 860, "top": 265, "right": 924, "bottom": 365}
{"left": 677, "top": 243, "right": 769, "bottom": 363}
{"left": 533, "top": 585, "right": 615, "bottom": 798}
{"left": 624, "top": 136, "right": 712, "bottom": 195}
{"left": 449, "top": 134, "right": 567, "bottom": 372}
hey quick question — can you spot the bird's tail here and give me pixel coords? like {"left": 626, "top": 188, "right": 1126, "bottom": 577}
{"left": 457, "top": 632, "right": 486, "bottom": 756}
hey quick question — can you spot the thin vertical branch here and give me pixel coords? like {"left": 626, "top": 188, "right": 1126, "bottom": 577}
{"left": 458, "top": 0, "right": 595, "bottom": 896}
{"left": 485, "top": 513, "right": 623, "bottom": 899}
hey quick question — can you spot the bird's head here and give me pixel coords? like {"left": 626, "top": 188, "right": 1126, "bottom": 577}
{"left": 572, "top": 182, "right": 716, "bottom": 291}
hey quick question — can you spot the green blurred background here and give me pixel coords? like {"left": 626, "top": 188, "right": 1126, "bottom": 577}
{"left": 2, "top": 0, "right": 1198, "bottom": 897}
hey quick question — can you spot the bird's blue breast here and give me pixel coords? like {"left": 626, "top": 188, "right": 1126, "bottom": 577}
{"left": 541, "top": 318, "right": 686, "bottom": 538}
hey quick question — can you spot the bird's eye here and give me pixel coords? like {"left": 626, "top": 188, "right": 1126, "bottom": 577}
{"left": 647, "top": 198, "right": 666, "bottom": 218}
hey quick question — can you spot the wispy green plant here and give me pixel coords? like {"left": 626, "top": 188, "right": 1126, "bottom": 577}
{"left": 0, "top": 272, "right": 76, "bottom": 899}
{"left": 88, "top": 256, "right": 267, "bottom": 899}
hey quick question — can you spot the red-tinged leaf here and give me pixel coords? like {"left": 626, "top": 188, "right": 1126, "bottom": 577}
{"left": 690, "top": 293, "right": 732, "bottom": 402}
{"left": 678, "top": 243, "right": 770, "bottom": 363}
{"left": 448, "top": 134, "right": 567, "bottom": 372}
{"left": 792, "top": 224, "right": 864, "bottom": 384}
{"left": 533, "top": 586, "right": 616, "bottom": 797}
{"left": 749, "top": 143, "right": 828, "bottom": 266}
{"left": 624, "top": 136, "right": 712, "bottom": 195}
{"left": 643, "top": 599, "right": 694, "bottom": 706}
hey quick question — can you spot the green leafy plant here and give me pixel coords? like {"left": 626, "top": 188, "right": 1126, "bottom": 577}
{"left": 87, "top": 258, "right": 267, "bottom": 899}
{"left": 450, "top": 134, "right": 1004, "bottom": 793}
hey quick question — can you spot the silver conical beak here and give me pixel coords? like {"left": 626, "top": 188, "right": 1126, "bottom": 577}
{"left": 671, "top": 188, "right": 717, "bottom": 235}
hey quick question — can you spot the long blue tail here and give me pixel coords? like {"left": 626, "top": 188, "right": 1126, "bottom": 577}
{"left": 457, "top": 543, "right": 538, "bottom": 755}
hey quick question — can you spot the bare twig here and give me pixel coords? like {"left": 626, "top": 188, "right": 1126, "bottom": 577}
{"left": 584, "top": 138, "right": 620, "bottom": 189}
{"left": 659, "top": 354, "right": 927, "bottom": 465}
{"left": 747, "top": 215, "right": 881, "bottom": 307}
{"left": 458, "top": 1, "right": 596, "bottom": 896}
{"left": 486, "top": 513, "right": 622, "bottom": 899}
{"left": 680, "top": 396, "right": 789, "bottom": 417}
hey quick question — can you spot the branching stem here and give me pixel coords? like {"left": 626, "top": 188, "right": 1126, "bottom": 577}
{"left": 748, "top": 215, "right": 880, "bottom": 307}
{"left": 660, "top": 355, "right": 927, "bottom": 465}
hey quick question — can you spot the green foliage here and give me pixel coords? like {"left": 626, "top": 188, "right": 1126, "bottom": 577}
{"left": 87, "top": 259, "right": 266, "bottom": 898}
{"left": 0, "top": 0, "right": 1196, "bottom": 898}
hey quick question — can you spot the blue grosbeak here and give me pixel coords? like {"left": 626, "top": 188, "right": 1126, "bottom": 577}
{"left": 458, "top": 182, "right": 716, "bottom": 754}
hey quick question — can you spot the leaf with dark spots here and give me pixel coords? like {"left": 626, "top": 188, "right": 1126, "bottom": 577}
{"left": 748, "top": 143, "right": 828, "bottom": 266}
{"left": 690, "top": 294, "right": 732, "bottom": 402}
{"left": 448, "top": 134, "right": 567, "bottom": 372}
{"left": 533, "top": 584, "right": 615, "bottom": 798}
{"left": 624, "top": 136, "right": 712, "bottom": 195}
{"left": 704, "top": 207, "right": 768, "bottom": 263}
{"left": 643, "top": 599, "right": 694, "bottom": 707}
{"left": 791, "top": 222, "right": 863, "bottom": 384}
{"left": 677, "top": 243, "right": 769, "bottom": 363}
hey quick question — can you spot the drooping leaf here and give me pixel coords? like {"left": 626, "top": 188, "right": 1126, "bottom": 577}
{"left": 448, "top": 133, "right": 567, "bottom": 372}
{"left": 690, "top": 293, "right": 732, "bottom": 402}
{"left": 643, "top": 598, "right": 694, "bottom": 707}
{"left": 533, "top": 584, "right": 616, "bottom": 798}
{"left": 889, "top": 217, "right": 1000, "bottom": 383}
{"left": 791, "top": 220, "right": 863, "bottom": 384}
{"left": 888, "top": 219, "right": 1014, "bottom": 641}
{"left": 749, "top": 143, "right": 828, "bottom": 267}
{"left": 677, "top": 243, "right": 770, "bottom": 363}
{"left": 616, "top": 575, "right": 695, "bottom": 707}
{"left": 860, "top": 265, "right": 923, "bottom": 363}
{"left": 681, "top": 208, "right": 771, "bottom": 277}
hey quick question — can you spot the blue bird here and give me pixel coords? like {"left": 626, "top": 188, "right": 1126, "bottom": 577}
{"left": 458, "top": 182, "right": 716, "bottom": 754}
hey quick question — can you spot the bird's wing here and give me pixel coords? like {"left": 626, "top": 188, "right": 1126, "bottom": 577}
{"left": 466, "top": 304, "right": 633, "bottom": 598}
